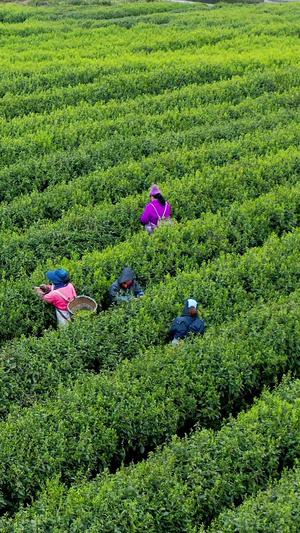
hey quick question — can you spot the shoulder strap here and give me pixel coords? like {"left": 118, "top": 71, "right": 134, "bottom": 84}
{"left": 151, "top": 202, "right": 168, "bottom": 220}
{"left": 55, "top": 289, "right": 71, "bottom": 302}
{"left": 151, "top": 203, "right": 161, "bottom": 219}
{"left": 162, "top": 202, "right": 168, "bottom": 219}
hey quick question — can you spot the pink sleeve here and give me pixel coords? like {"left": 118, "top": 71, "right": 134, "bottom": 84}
{"left": 43, "top": 291, "right": 56, "bottom": 304}
{"left": 141, "top": 204, "right": 152, "bottom": 224}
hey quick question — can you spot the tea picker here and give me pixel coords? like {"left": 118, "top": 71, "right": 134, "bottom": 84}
{"left": 170, "top": 298, "right": 205, "bottom": 344}
{"left": 36, "top": 269, "right": 97, "bottom": 326}
{"left": 140, "top": 184, "right": 174, "bottom": 235}
{"left": 109, "top": 266, "right": 144, "bottom": 304}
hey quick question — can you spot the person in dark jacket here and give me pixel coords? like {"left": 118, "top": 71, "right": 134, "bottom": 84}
{"left": 109, "top": 267, "right": 144, "bottom": 304}
{"left": 170, "top": 298, "right": 205, "bottom": 344}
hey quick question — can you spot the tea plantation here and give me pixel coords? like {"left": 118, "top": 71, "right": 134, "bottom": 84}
{"left": 0, "top": 0, "right": 300, "bottom": 530}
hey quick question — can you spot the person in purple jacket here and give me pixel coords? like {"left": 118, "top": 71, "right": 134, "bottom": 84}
{"left": 140, "top": 184, "right": 171, "bottom": 234}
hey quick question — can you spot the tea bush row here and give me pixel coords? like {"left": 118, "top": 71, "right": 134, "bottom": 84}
{"left": 2, "top": 110, "right": 300, "bottom": 230}
{"left": 1, "top": 124, "right": 300, "bottom": 277}
{"left": 0, "top": 180, "right": 299, "bottom": 344}
{"left": 2, "top": 366, "right": 300, "bottom": 526}
{"left": 0, "top": 286, "right": 300, "bottom": 512}
{"left": 2, "top": 45, "right": 299, "bottom": 121}
{"left": 0, "top": 2, "right": 198, "bottom": 25}
{"left": 0, "top": 105, "right": 291, "bottom": 204}
{"left": 0, "top": 26, "right": 251, "bottom": 98}
{"left": 207, "top": 465, "right": 300, "bottom": 533}
{"left": 1, "top": 91, "right": 299, "bottom": 203}
{"left": 2, "top": 82, "right": 298, "bottom": 169}
{"left": 1, "top": 225, "right": 300, "bottom": 417}
{"left": 0, "top": 175, "right": 296, "bottom": 343}
{"left": 2, "top": 67, "right": 299, "bottom": 143}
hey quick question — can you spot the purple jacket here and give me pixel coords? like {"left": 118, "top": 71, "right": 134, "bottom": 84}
{"left": 140, "top": 199, "right": 171, "bottom": 226}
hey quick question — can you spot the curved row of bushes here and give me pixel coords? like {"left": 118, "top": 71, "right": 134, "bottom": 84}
{"left": 2, "top": 112, "right": 300, "bottom": 232}
{"left": 1, "top": 104, "right": 293, "bottom": 203}
{"left": 1, "top": 137, "right": 300, "bottom": 278}
{"left": 2, "top": 65, "right": 300, "bottom": 144}
{"left": 1, "top": 74, "right": 300, "bottom": 169}
{"left": 1, "top": 223, "right": 300, "bottom": 418}
{"left": 0, "top": 24, "right": 258, "bottom": 100}
{"left": 0, "top": 286, "right": 299, "bottom": 513}
{"left": 0, "top": 175, "right": 297, "bottom": 343}
{"left": 1, "top": 338, "right": 300, "bottom": 522}
{"left": 3, "top": 95, "right": 268, "bottom": 168}
{"left": 208, "top": 465, "right": 300, "bottom": 533}
{"left": 1, "top": 90, "right": 299, "bottom": 204}
{"left": 2, "top": 41, "right": 300, "bottom": 121}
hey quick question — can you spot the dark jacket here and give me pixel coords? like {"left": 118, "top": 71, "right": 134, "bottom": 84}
{"left": 170, "top": 301, "right": 205, "bottom": 340}
{"left": 109, "top": 267, "right": 144, "bottom": 303}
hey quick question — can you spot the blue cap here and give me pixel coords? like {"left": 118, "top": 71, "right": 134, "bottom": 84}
{"left": 46, "top": 269, "right": 69, "bottom": 285}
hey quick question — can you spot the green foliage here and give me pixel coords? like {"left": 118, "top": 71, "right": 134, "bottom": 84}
{"left": 3, "top": 377, "right": 300, "bottom": 531}
{"left": 0, "top": 180, "right": 299, "bottom": 344}
{"left": 208, "top": 464, "right": 300, "bottom": 532}
{"left": 1, "top": 2, "right": 300, "bottom": 528}
{"left": 0, "top": 288, "right": 299, "bottom": 513}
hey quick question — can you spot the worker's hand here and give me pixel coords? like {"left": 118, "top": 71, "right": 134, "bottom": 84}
{"left": 39, "top": 284, "right": 48, "bottom": 293}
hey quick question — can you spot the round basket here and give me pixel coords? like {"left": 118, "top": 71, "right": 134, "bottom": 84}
{"left": 68, "top": 295, "right": 98, "bottom": 316}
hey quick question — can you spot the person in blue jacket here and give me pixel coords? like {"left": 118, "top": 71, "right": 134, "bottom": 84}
{"left": 170, "top": 298, "right": 205, "bottom": 344}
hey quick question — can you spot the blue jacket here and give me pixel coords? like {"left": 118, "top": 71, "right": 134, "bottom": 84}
{"left": 170, "top": 301, "right": 205, "bottom": 340}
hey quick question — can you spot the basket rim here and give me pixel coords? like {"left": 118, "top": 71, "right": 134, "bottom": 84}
{"left": 68, "top": 295, "right": 97, "bottom": 314}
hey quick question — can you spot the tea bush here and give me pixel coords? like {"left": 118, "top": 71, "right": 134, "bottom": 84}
{"left": 3, "top": 377, "right": 300, "bottom": 531}
{"left": 0, "top": 289, "right": 299, "bottom": 512}
{"left": 207, "top": 466, "right": 300, "bottom": 533}
{"left": 1, "top": 1, "right": 300, "bottom": 527}
{"left": 0, "top": 224, "right": 300, "bottom": 417}
{"left": 0, "top": 181, "right": 299, "bottom": 344}
{"left": 1, "top": 129, "right": 300, "bottom": 276}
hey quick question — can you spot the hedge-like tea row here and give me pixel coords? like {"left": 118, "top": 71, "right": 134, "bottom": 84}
{"left": 0, "top": 175, "right": 296, "bottom": 344}
{"left": 1, "top": 117, "right": 299, "bottom": 233}
{"left": 0, "top": 286, "right": 299, "bottom": 513}
{"left": 1, "top": 50, "right": 283, "bottom": 120}
{"left": 1, "top": 73, "right": 300, "bottom": 170}
{"left": 9, "top": 180, "right": 300, "bottom": 339}
{"left": 2, "top": 65, "right": 300, "bottom": 148}
{"left": 3, "top": 93, "right": 270, "bottom": 169}
{"left": 1, "top": 221, "right": 300, "bottom": 418}
{"left": 1, "top": 128, "right": 300, "bottom": 280}
{"left": 0, "top": 1, "right": 202, "bottom": 24}
{"left": 3, "top": 375, "right": 300, "bottom": 530}
{"left": 0, "top": 108, "right": 288, "bottom": 204}
{"left": 3, "top": 173, "right": 300, "bottom": 346}
{"left": 207, "top": 465, "right": 300, "bottom": 533}
{"left": 1, "top": 95, "right": 299, "bottom": 204}
{"left": 0, "top": 2, "right": 200, "bottom": 24}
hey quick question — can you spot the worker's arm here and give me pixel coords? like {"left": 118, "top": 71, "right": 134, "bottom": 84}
{"left": 140, "top": 204, "right": 151, "bottom": 224}
{"left": 109, "top": 281, "right": 120, "bottom": 302}
{"left": 189, "top": 318, "right": 205, "bottom": 335}
{"left": 133, "top": 281, "right": 144, "bottom": 297}
{"left": 170, "top": 317, "right": 188, "bottom": 340}
{"left": 41, "top": 291, "right": 57, "bottom": 304}
{"left": 35, "top": 285, "right": 51, "bottom": 298}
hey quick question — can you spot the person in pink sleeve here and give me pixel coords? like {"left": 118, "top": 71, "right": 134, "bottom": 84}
{"left": 140, "top": 184, "right": 171, "bottom": 234}
{"left": 36, "top": 269, "right": 77, "bottom": 326}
